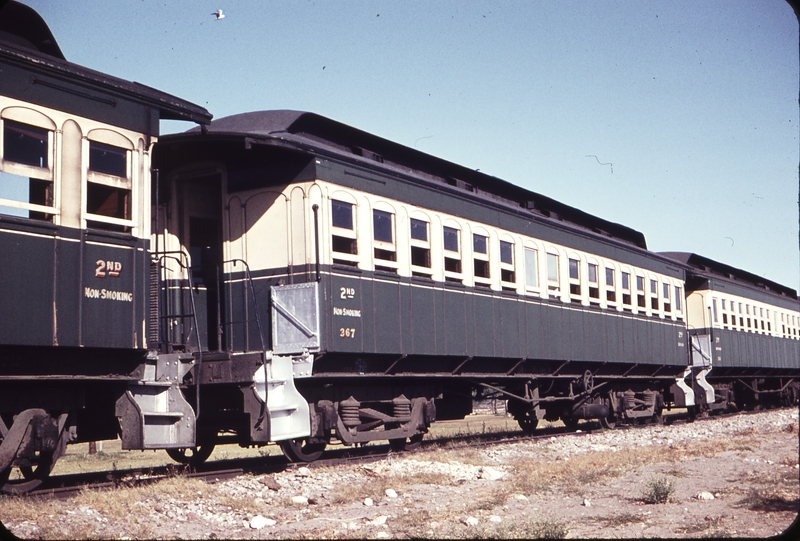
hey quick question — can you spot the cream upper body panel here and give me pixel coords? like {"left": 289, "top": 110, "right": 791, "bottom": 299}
{"left": 1, "top": 95, "right": 153, "bottom": 238}
{"left": 689, "top": 288, "right": 800, "bottom": 340}
{"left": 224, "top": 178, "right": 686, "bottom": 321}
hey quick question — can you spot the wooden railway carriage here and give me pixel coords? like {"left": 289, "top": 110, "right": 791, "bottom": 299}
{"left": 153, "top": 110, "right": 696, "bottom": 459}
{"left": 0, "top": 2, "right": 211, "bottom": 492}
{"left": 661, "top": 252, "right": 800, "bottom": 412}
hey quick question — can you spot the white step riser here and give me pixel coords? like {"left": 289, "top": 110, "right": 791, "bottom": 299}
{"left": 253, "top": 356, "right": 311, "bottom": 442}
{"left": 125, "top": 375, "right": 196, "bottom": 449}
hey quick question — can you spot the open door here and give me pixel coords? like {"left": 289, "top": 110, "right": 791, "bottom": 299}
{"left": 179, "top": 174, "right": 223, "bottom": 352}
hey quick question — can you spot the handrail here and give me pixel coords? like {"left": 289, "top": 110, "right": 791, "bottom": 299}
{"left": 312, "top": 204, "right": 321, "bottom": 282}
{"left": 224, "top": 258, "right": 266, "bottom": 353}
{"left": 153, "top": 250, "right": 203, "bottom": 421}
{"left": 225, "top": 258, "right": 269, "bottom": 425}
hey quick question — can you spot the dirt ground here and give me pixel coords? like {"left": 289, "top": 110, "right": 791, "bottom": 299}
{"left": 1, "top": 408, "right": 798, "bottom": 539}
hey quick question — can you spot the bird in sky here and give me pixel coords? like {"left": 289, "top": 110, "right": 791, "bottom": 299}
{"left": 212, "top": 9, "right": 225, "bottom": 20}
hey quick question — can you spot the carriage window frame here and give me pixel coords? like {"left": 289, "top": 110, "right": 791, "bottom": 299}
{"left": 442, "top": 225, "right": 462, "bottom": 282}
{"left": 621, "top": 271, "right": 632, "bottom": 309}
{"left": 85, "top": 137, "right": 135, "bottom": 231}
{"left": 331, "top": 198, "right": 359, "bottom": 266}
{"left": 636, "top": 274, "right": 646, "bottom": 309}
{"left": 569, "top": 258, "right": 582, "bottom": 300}
{"left": 585, "top": 261, "right": 598, "bottom": 303}
{"left": 372, "top": 208, "right": 397, "bottom": 272}
{"left": 472, "top": 232, "right": 491, "bottom": 286}
{"left": 1, "top": 117, "right": 57, "bottom": 222}
{"left": 605, "top": 267, "right": 616, "bottom": 304}
{"left": 499, "top": 239, "right": 516, "bottom": 288}
{"left": 524, "top": 247, "right": 539, "bottom": 291}
{"left": 409, "top": 217, "right": 432, "bottom": 276}
{"left": 649, "top": 279, "right": 659, "bottom": 312}
{"left": 546, "top": 252, "right": 560, "bottom": 299}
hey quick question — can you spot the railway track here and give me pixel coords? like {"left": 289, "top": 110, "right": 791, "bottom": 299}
{"left": 6, "top": 406, "right": 779, "bottom": 501}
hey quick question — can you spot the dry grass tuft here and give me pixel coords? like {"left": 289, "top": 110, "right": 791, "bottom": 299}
{"left": 408, "top": 516, "right": 570, "bottom": 540}
{"left": 466, "top": 488, "right": 508, "bottom": 512}
{"left": 641, "top": 475, "right": 676, "bottom": 504}
{"left": 324, "top": 469, "right": 458, "bottom": 505}
{"left": 424, "top": 446, "right": 486, "bottom": 465}
{"left": 75, "top": 477, "right": 218, "bottom": 519}
{"left": 508, "top": 517, "right": 569, "bottom": 539}
{"left": 599, "top": 512, "right": 647, "bottom": 528}
{"left": 737, "top": 488, "right": 799, "bottom": 512}
{"left": 678, "top": 514, "right": 727, "bottom": 535}
{"left": 505, "top": 445, "right": 665, "bottom": 495}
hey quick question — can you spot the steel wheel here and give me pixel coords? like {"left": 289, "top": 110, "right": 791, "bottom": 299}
{"left": 599, "top": 398, "right": 616, "bottom": 429}
{"left": 166, "top": 444, "right": 215, "bottom": 466}
{"left": 18, "top": 451, "right": 55, "bottom": 481}
{"left": 2, "top": 449, "right": 58, "bottom": 494}
{"left": 517, "top": 417, "right": 539, "bottom": 434}
{"left": 562, "top": 416, "right": 580, "bottom": 430}
{"left": 0, "top": 467, "right": 10, "bottom": 488}
{"left": 599, "top": 415, "right": 616, "bottom": 429}
{"left": 280, "top": 439, "right": 326, "bottom": 462}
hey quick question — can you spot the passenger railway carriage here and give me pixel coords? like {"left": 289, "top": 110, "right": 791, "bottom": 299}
{"left": 151, "top": 110, "right": 698, "bottom": 459}
{"left": 662, "top": 252, "right": 800, "bottom": 412}
{"left": 0, "top": 1, "right": 211, "bottom": 492}
{"left": 0, "top": 1, "right": 797, "bottom": 494}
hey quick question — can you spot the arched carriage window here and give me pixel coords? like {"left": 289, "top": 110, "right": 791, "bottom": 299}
{"left": 86, "top": 129, "right": 134, "bottom": 231}
{"left": 499, "top": 238, "right": 516, "bottom": 289}
{"left": 0, "top": 108, "right": 56, "bottom": 221}
{"left": 330, "top": 197, "right": 359, "bottom": 267}
{"left": 442, "top": 223, "right": 462, "bottom": 282}
{"left": 472, "top": 230, "right": 490, "bottom": 287}
{"left": 409, "top": 216, "right": 432, "bottom": 276}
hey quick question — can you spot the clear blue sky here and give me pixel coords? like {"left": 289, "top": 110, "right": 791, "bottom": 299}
{"left": 27, "top": 0, "right": 800, "bottom": 290}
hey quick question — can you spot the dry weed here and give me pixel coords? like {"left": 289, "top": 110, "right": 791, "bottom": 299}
{"left": 737, "top": 488, "right": 799, "bottom": 512}
{"left": 466, "top": 488, "right": 508, "bottom": 511}
{"left": 641, "top": 475, "right": 676, "bottom": 504}
{"left": 678, "top": 514, "right": 727, "bottom": 535}
{"left": 507, "top": 445, "right": 663, "bottom": 495}
{"left": 599, "top": 512, "right": 647, "bottom": 528}
{"left": 424, "top": 446, "right": 486, "bottom": 465}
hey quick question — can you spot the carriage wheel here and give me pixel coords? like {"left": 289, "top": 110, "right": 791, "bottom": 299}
{"left": 599, "top": 414, "right": 617, "bottom": 430}
{"left": 599, "top": 397, "right": 616, "bottom": 429}
{"left": 166, "top": 444, "right": 215, "bottom": 466}
{"left": 280, "top": 438, "right": 326, "bottom": 462}
{"left": 562, "top": 416, "right": 580, "bottom": 430}
{"left": 2, "top": 445, "right": 62, "bottom": 494}
{"left": 18, "top": 451, "right": 56, "bottom": 481}
{"left": 517, "top": 417, "right": 539, "bottom": 434}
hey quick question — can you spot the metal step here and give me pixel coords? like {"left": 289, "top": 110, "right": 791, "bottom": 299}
{"left": 253, "top": 355, "right": 311, "bottom": 442}
{"left": 116, "top": 354, "right": 197, "bottom": 450}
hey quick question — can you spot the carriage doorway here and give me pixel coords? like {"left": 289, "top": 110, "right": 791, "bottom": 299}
{"left": 179, "top": 174, "right": 223, "bottom": 352}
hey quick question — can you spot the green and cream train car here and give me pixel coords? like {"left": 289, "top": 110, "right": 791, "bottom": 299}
{"left": 662, "top": 252, "right": 800, "bottom": 412}
{"left": 152, "top": 110, "right": 699, "bottom": 460}
{"left": 0, "top": 1, "right": 211, "bottom": 493}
